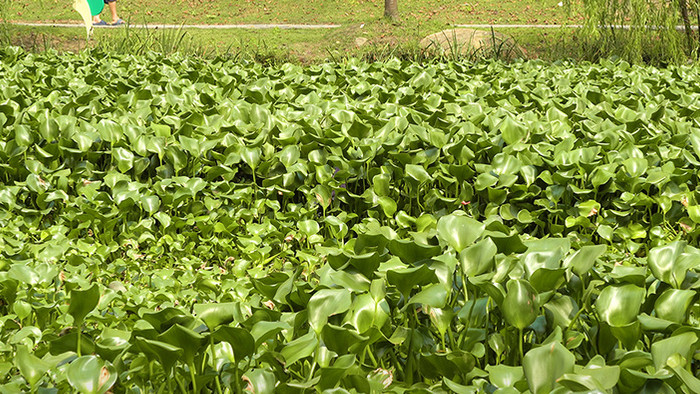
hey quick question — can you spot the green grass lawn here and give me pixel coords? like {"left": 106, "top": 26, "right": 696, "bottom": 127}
{"left": 4, "top": 0, "right": 588, "bottom": 62}
{"left": 10, "top": 0, "right": 581, "bottom": 25}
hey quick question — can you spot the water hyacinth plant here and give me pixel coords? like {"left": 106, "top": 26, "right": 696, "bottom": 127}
{"left": 0, "top": 47, "right": 700, "bottom": 391}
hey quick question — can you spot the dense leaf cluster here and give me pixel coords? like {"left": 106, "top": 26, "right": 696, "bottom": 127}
{"left": 1, "top": 47, "right": 700, "bottom": 392}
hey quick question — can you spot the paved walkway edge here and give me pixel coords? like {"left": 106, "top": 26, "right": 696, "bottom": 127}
{"left": 9, "top": 22, "right": 341, "bottom": 29}
{"left": 455, "top": 24, "right": 700, "bottom": 30}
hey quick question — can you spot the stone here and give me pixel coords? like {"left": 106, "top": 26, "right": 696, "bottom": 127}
{"left": 419, "top": 28, "right": 523, "bottom": 59}
{"left": 355, "top": 37, "right": 369, "bottom": 47}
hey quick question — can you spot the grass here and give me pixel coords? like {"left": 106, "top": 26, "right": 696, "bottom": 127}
{"left": 9, "top": 0, "right": 581, "bottom": 26}
{"left": 1, "top": 0, "right": 683, "bottom": 64}
{"left": 2, "top": 0, "right": 589, "bottom": 63}
{"left": 5, "top": 23, "right": 592, "bottom": 64}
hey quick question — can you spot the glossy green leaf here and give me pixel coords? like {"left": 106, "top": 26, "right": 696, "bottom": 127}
{"left": 66, "top": 356, "right": 117, "bottom": 394}
{"left": 459, "top": 237, "right": 497, "bottom": 276}
{"left": 596, "top": 284, "right": 645, "bottom": 326}
{"left": 437, "top": 213, "right": 485, "bottom": 252}
{"left": 523, "top": 342, "right": 574, "bottom": 394}
{"left": 486, "top": 364, "right": 524, "bottom": 389}
{"left": 213, "top": 326, "right": 255, "bottom": 361}
{"left": 193, "top": 302, "right": 241, "bottom": 330}
{"left": 16, "top": 345, "right": 50, "bottom": 388}
{"left": 647, "top": 241, "right": 687, "bottom": 288}
{"left": 130, "top": 337, "right": 182, "bottom": 374}
{"left": 565, "top": 245, "right": 606, "bottom": 276}
{"left": 280, "top": 331, "right": 318, "bottom": 366}
{"left": 502, "top": 279, "right": 538, "bottom": 330}
{"left": 308, "top": 289, "right": 352, "bottom": 332}
{"left": 654, "top": 288, "right": 695, "bottom": 323}
{"left": 158, "top": 324, "right": 205, "bottom": 366}
{"left": 386, "top": 264, "right": 438, "bottom": 300}
{"left": 113, "top": 147, "right": 134, "bottom": 172}
{"left": 651, "top": 332, "right": 697, "bottom": 370}
{"left": 68, "top": 284, "right": 100, "bottom": 325}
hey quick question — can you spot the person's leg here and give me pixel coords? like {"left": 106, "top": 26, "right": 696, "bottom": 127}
{"left": 93, "top": 0, "right": 108, "bottom": 24}
{"left": 108, "top": 1, "right": 119, "bottom": 23}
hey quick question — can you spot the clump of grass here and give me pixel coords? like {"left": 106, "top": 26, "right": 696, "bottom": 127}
{"left": 224, "top": 37, "right": 294, "bottom": 66}
{"left": 0, "top": 0, "right": 10, "bottom": 45}
{"left": 90, "top": 22, "right": 298, "bottom": 64}
{"left": 546, "top": 28, "right": 688, "bottom": 66}
{"left": 92, "top": 20, "right": 211, "bottom": 57}
{"left": 340, "top": 29, "right": 525, "bottom": 65}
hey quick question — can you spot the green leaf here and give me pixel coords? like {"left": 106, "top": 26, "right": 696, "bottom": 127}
{"left": 66, "top": 356, "right": 117, "bottom": 394}
{"left": 654, "top": 288, "right": 695, "bottom": 323}
{"left": 320, "top": 325, "right": 368, "bottom": 355}
{"left": 595, "top": 284, "right": 645, "bottom": 326}
{"left": 577, "top": 200, "right": 601, "bottom": 217}
{"left": 667, "top": 354, "right": 700, "bottom": 392}
{"left": 543, "top": 295, "right": 578, "bottom": 329}
{"left": 651, "top": 332, "right": 697, "bottom": 371}
{"left": 152, "top": 124, "right": 171, "bottom": 137}
{"left": 68, "top": 284, "right": 100, "bottom": 325}
{"left": 344, "top": 293, "right": 390, "bottom": 334}
{"left": 405, "top": 164, "right": 432, "bottom": 184}
{"left": 8, "top": 264, "right": 39, "bottom": 286}
{"left": 26, "top": 174, "right": 48, "bottom": 194}
{"left": 280, "top": 331, "right": 318, "bottom": 366}
{"left": 372, "top": 174, "right": 391, "bottom": 196}
{"left": 157, "top": 324, "right": 205, "bottom": 366}
{"left": 386, "top": 264, "right": 438, "bottom": 300}
{"left": 500, "top": 115, "right": 527, "bottom": 145}
{"left": 243, "top": 369, "right": 276, "bottom": 394}
{"left": 565, "top": 245, "right": 607, "bottom": 276}
{"left": 16, "top": 345, "right": 50, "bottom": 388}
{"left": 308, "top": 289, "right": 352, "bottom": 332}
{"left": 557, "top": 373, "right": 605, "bottom": 392}
{"left": 406, "top": 283, "right": 448, "bottom": 308}
{"left": 458, "top": 238, "right": 498, "bottom": 276}
{"left": 213, "top": 326, "right": 255, "bottom": 361}
{"left": 647, "top": 241, "right": 686, "bottom": 288}
{"left": 523, "top": 342, "right": 575, "bottom": 394}
{"left": 502, "top": 279, "right": 538, "bottom": 329}
{"left": 193, "top": 302, "right": 240, "bottom": 331}
{"left": 298, "top": 220, "right": 320, "bottom": 236}
{"left": 112, "top": 147, "right": 134, "bottom": 173}
{"left": 14, "top": 125, "right": 33, "bottom": 146}
{"left": 154, "top": 211, "right": 172, "bottom": 228}
{"left": 141, "top": 195, "right": 160, "bottom": 214}
{"left": 130, "top": 337, "right": 182, "bottom": 374}
{"left": 241, "top": 147, "right": 261, "bottom": 170}
{"left": 688, "top": 205, "right": 700, "bottom": 224}
{"left": 39, "top": 113, "right": 60, "bottom": 142}
{"left": 486, "top": 364, "right": 524, "bottom": 389}
{"left": 437, "top": 213, "right": 485, "bottom": 252}
{"left": 623, "top": 157, "right": 648, "bottom": 178}
{"left": 313, "top": 185, "right": 332, "bottom": 210}
{"left": 387, "top": 239, "right": 441, "bottom": 265}
{"left": 279, "top": 145, "right": 300, "bottom": 168}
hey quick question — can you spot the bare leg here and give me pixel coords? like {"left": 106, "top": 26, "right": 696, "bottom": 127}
{"left": 108, "top": 2, "right": 119, "bottom": 23}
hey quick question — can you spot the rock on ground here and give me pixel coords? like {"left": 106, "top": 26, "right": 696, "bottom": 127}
{"left": 419, "top": 28, "right": 523, "bottom": 59}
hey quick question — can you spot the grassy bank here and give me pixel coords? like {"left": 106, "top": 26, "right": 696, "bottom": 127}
{"left": 4, "top": 23, "right": 591, "bottom": 64}
{"left": 1, "top": 0, "right": 593, "bottom": 63}
{"left": 8, "top": 0, "right": 580, "bottom": 26}
{"left": 2, "top": 0, "right": 685, "bottom": 64}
